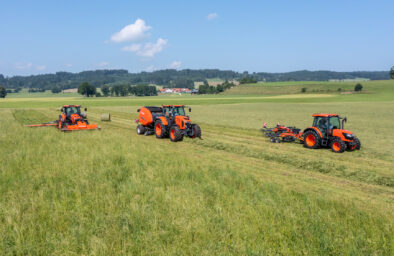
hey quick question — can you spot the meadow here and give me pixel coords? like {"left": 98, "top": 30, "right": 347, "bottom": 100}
{"left": 0, "top": 80, "right": 393, "bottom": 255}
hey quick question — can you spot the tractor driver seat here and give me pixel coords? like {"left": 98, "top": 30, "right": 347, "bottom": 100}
{"left": 318, "top": 118, "right": 327, "bottom": 136}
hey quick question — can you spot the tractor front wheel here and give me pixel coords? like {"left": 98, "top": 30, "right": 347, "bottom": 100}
{"left": 303, "top": 131, "right": 321, "bottom": 149}
{"left": 191, "top": 124, "right": 201, "bottom": 138}
{"left": 348, "top": 137, "right": 361, "bottom": 151}
{"left": 169, "top": 126, "right": 184, "bottom": 142}
{"left": 136, "top": 124, "right": 145, "bottom": 135}
{"left": 330, "top": 138, "right": 346, "bottom": 153}
{"left": 155, "top": 120, "right": 167, "bottom": 139}
{"left": 354, "top": 137, "right": 361, "bottom": 150}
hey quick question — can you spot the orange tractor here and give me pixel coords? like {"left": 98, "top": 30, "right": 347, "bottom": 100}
{"left": 303, "top": 114, "right": 360, "bottom": 153}
{"left": 136, "top": 105, "right": 201, "bottom": 142}
{"left": 27, "top": 105, "right": 100, "bottom": 131}
{"left": 262, "top": 114, "right": 361, "bottom": 153}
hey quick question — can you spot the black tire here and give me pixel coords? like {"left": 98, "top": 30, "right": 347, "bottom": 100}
{"left": 275, "top": 138, "right": 281, "bottom": 143}
{"left": 303, "top": 130, "right": 321, "bottom": 149}
{"left": 347, "top": 137, "right": 361, "bottom": 151}
{"left": 169, "top": 126, "right": 184, "bottom": 142}
{"left": 59, "top": 115, "right": 64, "bottom": 129}
{"left": 191, "top": 124, "right": 201, "bottom": 138}
{"left": 270, "top": 137, "right": 276, "bottom": 143}
{"left": 354, "top": 137, "right": 361, "bottom": 150}
{"left": 136, "top": 124, "right": 145, "bottom": 135}
{"left": 283, "top": 136, "right": 295, "bottom": 142}
{"left": 330, "top": 137, "right": 346, "bottom": 153}
{"left": 155, "top": 120, "right": 167, "bottom": 138}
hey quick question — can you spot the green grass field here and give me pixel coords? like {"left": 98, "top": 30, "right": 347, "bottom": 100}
{"left": 0, "top": 80, "right": 393, "bottom": 255}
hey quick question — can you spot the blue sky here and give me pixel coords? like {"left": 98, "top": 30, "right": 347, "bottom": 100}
{"left": 1, "top": 0, "right": 393, "bottom": 76}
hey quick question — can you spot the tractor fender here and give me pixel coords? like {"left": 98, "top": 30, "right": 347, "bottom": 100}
{"left": 158, "top": 116, "right": 168, "bottom": 126}
{"left": 303, "top": 127, "right": 323, "bottom": 138}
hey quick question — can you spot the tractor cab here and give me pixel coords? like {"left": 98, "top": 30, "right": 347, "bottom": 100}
{"left": 63, "top": 105, "right": 81, "bottom": 117}
{"left": 162, "top": 105, "right": 190, "bottom": 117}
{"left": 61, "top": 105, "right": 87, "bottom": 121}
{"left": 162, "top": 105, "right": 192, "bottom": 130}
{"left": 312, "top": 114, "right": 348, "bottom": 138}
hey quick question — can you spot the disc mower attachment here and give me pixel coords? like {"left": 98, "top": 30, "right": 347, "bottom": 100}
{"left": 26, "top": 105, "right": 100, "bottom": 132}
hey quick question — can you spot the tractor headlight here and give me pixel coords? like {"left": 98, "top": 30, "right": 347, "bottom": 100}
{"left": 343, "top": 133, "right": 354, "bottom": 139}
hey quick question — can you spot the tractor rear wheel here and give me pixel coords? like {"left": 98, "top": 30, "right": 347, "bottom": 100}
{"left": 136, "top": 124, "right": 145, "bottom": 135}
{"left": 155, "top": 120, "right": 167, "bottom": 138}
{"left": 330, "top": 138, "right": 346, "bottom": 153}
{"left": 169, "top": 126, "right": 183, "bottom": 142}
{"left": 303, "top": 130, "right": 321, "bottom": 149}
{"left": 191, "top": 124, "right": 201, "bottom": 138}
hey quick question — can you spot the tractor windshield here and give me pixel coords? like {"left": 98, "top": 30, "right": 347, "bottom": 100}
{"left": 163, "top": 107, "right": 171, "bottom": 117}
{"left": 173, "top": 107, "right": 186, "bottom": 116}
{"left": 66, "top": 106, "right": 81, "bottom": 116}
{"left": 329, "top": 116, "right": 341, "bottom": 129}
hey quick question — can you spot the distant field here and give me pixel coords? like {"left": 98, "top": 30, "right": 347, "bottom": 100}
{"left": 224, "top": 79, "right": 394, "bottom": 95}
{"left": 0, "top": 80, "right": 393, "bottom": 255}
{"left": 6, "top": 88, "right": 79, "bottom": 98}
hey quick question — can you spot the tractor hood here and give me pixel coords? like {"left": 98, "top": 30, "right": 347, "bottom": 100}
{"left": 332, "top": 129, "right": 355, "bottom": 141}
{"left": 333, "top": 129, "right": 353, "bottom": 135}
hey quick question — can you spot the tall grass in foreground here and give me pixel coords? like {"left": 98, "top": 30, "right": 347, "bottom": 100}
{"left": 0, "top": 109, "right": 392, "bottom": 255}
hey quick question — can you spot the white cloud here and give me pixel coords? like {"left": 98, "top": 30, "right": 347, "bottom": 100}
{"left": 36, "top": 65, "right": 46, "bottom": 71}
{"left": 137, "top": 38, "right": 167, "bottom": 57}
{"left": 111, "top": 19, "right": 151, "bottom": 43}
{"left": 168, "top": 61, "right": 182, "bottom": 69}
{"left": 65, "top": 63, "right": 72, "bottom": 67}
{"left": 122, "top": 44, "right": 141, "bottom": 52}
{"left": 123, "top": 38, "right": 167, "bottom": 58}
{"left": 15, "top": 62, "right": 33, "bottom": 70}
{"left": 96, "top": 61, "right": 109, "bottom": 67}
{"left": 207, "top": 13, "right": 218, "bottom": 20}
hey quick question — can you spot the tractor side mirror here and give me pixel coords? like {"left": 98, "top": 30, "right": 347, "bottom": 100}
{"left": 60, "top": 108, "right": 64, "bottom": 112}
{"left": 189, "top": 108, "right": 192, "bottom": 112}
{"left": 84, "top": 108, "right": 87, "bottom": 112}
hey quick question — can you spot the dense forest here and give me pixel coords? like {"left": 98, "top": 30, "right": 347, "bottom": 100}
{"left": 0, "top": 69, "right": 390, "bottom": 89}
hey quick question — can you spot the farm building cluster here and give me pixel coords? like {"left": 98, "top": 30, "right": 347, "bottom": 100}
{"left": 159, "top": 88, "right": 199, "bottom": 94}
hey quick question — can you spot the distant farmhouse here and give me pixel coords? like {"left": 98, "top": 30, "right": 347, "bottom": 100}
{"left": 159, "top": 88, "right": 198, "bottom": 94}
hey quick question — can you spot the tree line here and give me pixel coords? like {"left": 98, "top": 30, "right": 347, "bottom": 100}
{"left": 77, "top": 82, "right": 157, "bottom": 97}
{"left": 0, "top": 69, "right": 391, "bottom": 90}
{"left": 198, "top": 81, "right": 236, "bottom": 94}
